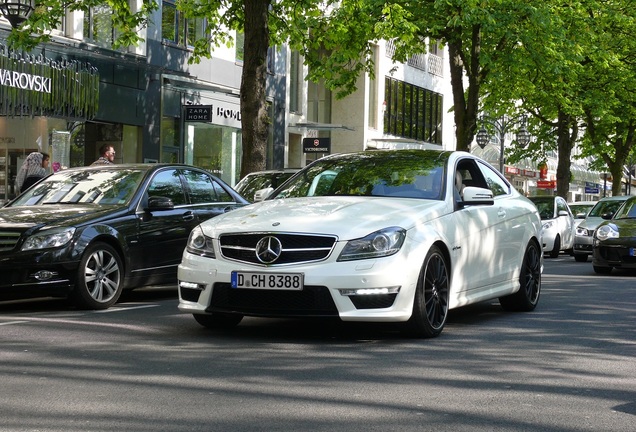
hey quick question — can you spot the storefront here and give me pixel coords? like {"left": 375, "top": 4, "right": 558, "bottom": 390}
{"left": 0, "top": 45, "right": 99, "bottom": 202}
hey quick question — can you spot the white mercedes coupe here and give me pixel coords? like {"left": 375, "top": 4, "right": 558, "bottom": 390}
{"left": 177, "top": 150, "right": 543, "bottom": 338}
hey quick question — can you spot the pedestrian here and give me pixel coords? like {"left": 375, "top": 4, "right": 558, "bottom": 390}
{"left": 91, "top": 144, "right": 116, "bottom": 165}
{"left": 15, "top": 152, "right": 50, "bottom": 194}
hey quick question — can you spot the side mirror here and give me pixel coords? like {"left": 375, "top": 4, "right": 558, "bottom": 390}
{"left": 253, "top": 187, "right": 274, "bottom": 202}
{"left": 558, "top": 210, "right": 570, "bottom": 217}
{"left": 601, "top": 212, "right": 613, "bottom": 220}
{"left": 576, "top": 212, "right": 586, "bottom": 219}
{"left": 459, "top": 186, "right": 494, "bottom": 207}
{"left": 146, "top": 196, "right": 174, "bottom": 211}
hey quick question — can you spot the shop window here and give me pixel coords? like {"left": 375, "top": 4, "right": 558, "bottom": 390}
{"left": 383, "top": 76, "right": 443, "bottom": 145}
{"left": 84, "top": 5, "right": 114, "bottom": 48}
{"left": 162, "top": 1, "right": 205, "bottom": 48}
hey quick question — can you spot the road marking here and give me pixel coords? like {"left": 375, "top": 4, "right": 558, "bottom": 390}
{"left": 0, "top": 320, "right": 30, "bottom": 326}
{"left": 93, "top": 304, "right": 160, "bottom": 313}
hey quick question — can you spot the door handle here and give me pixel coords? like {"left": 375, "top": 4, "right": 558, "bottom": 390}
{"left": 498, "top": 209, "right": 506, "bottom": 218}
{"left": 182, "top": 211, "right": 195, "bottom": 221}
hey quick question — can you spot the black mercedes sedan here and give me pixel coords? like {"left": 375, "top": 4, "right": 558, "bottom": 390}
{"left": 0, "top": 164, "right": 248, "bottom": 309}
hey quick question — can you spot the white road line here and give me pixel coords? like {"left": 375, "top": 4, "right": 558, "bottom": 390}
{"left": 93, "top": 304, "right": 160, "bottom": 313}
{"left": 0, "top": 320, "right": 30, "bottom": 326}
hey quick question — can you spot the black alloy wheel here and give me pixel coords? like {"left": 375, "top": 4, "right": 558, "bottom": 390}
{"left": 405, "top": 245, "right": 449, "bottom": 338}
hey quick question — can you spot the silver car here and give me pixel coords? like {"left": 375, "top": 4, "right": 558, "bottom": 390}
{"left": 573, "top": 195, "right": 630, "bottom": 262}
{"left": 529, "top": 196, "right": 575, "bottom": 258}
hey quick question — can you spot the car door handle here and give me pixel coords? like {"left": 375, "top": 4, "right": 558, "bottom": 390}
{"left": 498, "top": 209, "right": 506, "bottom": 218}
{"left": 182, "top": 211, "right": 195, "bottom": 221}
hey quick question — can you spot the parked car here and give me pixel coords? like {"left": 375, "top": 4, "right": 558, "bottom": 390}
{"left": 573, "top": 195, "right": 630, "bottom": 262}
{"left": 177, "top": 149, "right": 543, "bottom": 338}
{"left": 0, "top": 164, "right": 248, "bottom": 309}
{"left": 568, "top": 201, "right": 596, "bottom": 228}
{"left": 234, "top": 168, "right": 300, "bottom": 202}
{"left": 592, "top": 195, "right": 636, "bottom": 274}
{"left": 528, "top": 195, "right": 575, "bottom": 258}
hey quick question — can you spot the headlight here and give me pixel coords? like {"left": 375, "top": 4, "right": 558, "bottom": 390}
{"left": 542, "top": 221, "right": 554, "bottom": 230}
{"left": 186, "top": 226, "right": 215, "bottom": 258}
{"left": 595, "top": 225, "right": 619, "bottom": 241}
{"left": 575, "top": 226, "right": 590, "bottom": 236}
{"left": 338, "top": 227, "right": 406, "bottom": 261}
{"left": 21, "top": 227, "right": 75, "bottom": 251}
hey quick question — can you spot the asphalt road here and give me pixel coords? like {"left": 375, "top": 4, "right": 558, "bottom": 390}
{"left": 1, "top": 256, "right": 635, "bottom": 432}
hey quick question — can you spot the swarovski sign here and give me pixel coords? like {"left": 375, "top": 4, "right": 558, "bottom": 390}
{"left": 0, "top": 69, "right": 51, "bottom": 93}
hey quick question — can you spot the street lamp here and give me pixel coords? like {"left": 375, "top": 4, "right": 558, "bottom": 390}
{"left": 0, "top": 0, "right": 35, "bottom": 29}
{"left": 476, "top": 114, "right": 531, "bottom": 174}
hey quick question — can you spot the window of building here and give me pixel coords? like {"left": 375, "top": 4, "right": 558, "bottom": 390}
{"left": 383, "top": 76, "right": 443, "bottom": 145}
{"left": 235, "top": 31, "right": 244, "bottom": 62}
{"left": 162, "top": 1, "right": 205, "bottom": 48}
{"left": 83, "top": 5, "right": 114, "bottom": 47}
{"left": 289, "top": 50, "right": 301, "bottom": 113}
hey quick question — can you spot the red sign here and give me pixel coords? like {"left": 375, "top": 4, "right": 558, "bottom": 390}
{"left": 505, "top": 166, "right": 520, "bottom": 175}
{"left": 537, "top": 180, "right": 556, "bottom": 189}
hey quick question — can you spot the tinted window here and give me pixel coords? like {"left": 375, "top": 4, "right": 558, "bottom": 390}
{"left": 183, "top": 170, "right": 217, "bottom": 204}
{"left": 588, "top": 199, "right": 626, "bottom": 217}
{"left": 147, "top": 170, "right": 186, "bottom": 205}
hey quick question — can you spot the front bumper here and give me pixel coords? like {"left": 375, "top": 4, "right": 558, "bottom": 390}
{"left": 573, "top": 234, "right": 593, "bottom": 255}
{"left": 177, "top": 250, "right": 419, "bottom": 323}
{"left": 592, "top": 243, "right": 636, "bottom": 269}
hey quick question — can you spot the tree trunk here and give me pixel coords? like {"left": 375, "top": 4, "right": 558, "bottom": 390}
{"left": 239, "top": 0, "right": 271, "bottom": 179}
{"left": 555, "top": 110, "right": 576, "bottom": 199}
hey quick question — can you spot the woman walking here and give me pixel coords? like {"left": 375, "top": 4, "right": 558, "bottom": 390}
{"left": 15, "top": 151, "right": 50, "bottom": 194}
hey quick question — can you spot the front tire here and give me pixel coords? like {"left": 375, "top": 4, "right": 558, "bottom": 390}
{"left": 549, "top": 235, "right": 561, "bottom": 258}
{"left": 404, "top": 245, "right": 449, "bottom": 338}
{"left": 72, "top": 242, "right": 123, "bottom": 310}
{"left": 593, "top": 265, "right": 612, "bottom": 274}
{"left": 500, "top": 240, "right": 541, "bottom": 312}
{"left": 193, "top": 312, "right": 243, "bottom": 329}
{"left": 574, "top": 254, "right": 588, "bottom": 262}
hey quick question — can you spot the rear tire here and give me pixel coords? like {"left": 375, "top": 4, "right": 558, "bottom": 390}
{"left": 193, "top": 312, "right": 243, "bottom": 329}
{"left": 404, "top": 245, "right": 449, "bottom": 338}
{"left": 500, "top": 240, "right": 541, "bottom": 312}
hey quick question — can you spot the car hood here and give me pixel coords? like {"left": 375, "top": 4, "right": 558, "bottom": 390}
{"left": 0, "top": 204, "right": 125, "bottom": 231}
{"left": 578, "top": 216, "right": 606, "bottom": 231}
{"left": 203, "top": 196, "right": 447, "bottom": 240}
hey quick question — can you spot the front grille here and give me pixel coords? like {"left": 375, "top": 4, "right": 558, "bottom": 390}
{"left": 0, "top": 231, "right": 21, "bottom": 252}
{"left": 598, "top": 245, "right": 636, "bottom": 263}
{"left": 219, "top": 232, "right": 337, "bottom": 265}
{"left": 209, "top": 283, "right": 339, "bottom": 317}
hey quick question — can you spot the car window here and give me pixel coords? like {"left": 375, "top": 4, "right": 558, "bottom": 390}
{"left": 588, "top": 199, "right": 625, "bottom": 217}
{"left": 556, "top": 199, "right": 570, "bottom": 215}
{"left": 147, "top": 169, "right": 186, "bottom": 205}
{"left": 11, "top": 169, "right": 144, "bottom": 206}
{"left": 613, "top": 200, "right": 636, "bottom": 219}
{"left": 211, "top": 181, "right": 234, "bottom": 202}
{"left": 182, "top": 169, "right": 219, "bottom": 204}
{"left": 475, "top": 161, "right": 510, "bottom": 197}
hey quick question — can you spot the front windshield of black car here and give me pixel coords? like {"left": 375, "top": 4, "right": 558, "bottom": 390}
{"left": 10, "top": 169, "right": 145, "bottom": 206}
{"left": 613, "top": 200, "right": 636, "bottom": 219}
{"left": 272, "top": 150, "right": 448, "bottom": 200}
{"left": 588, "top": 200, "right": 625, "bottom": 217}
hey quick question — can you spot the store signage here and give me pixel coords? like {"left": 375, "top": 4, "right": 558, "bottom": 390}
{"left": 185, "top": 105, "right": 212, "bottom": 122}
{"left": 585, "top": 186, "right": 600, "bottom": 194}
{"left": 303, "top": 137, "right": 331, "bottom": 153}
{"left": 505, "top": 166, "right": 520, "bottom": 175}
{"left": 537, "top": 180, "right": 556, "bottom": 189}
{"left": 0, "top": 69, "right": 51, "bottom": 93}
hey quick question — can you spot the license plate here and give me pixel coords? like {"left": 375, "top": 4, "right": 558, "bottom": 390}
{"left": 231, "top": 271, "right": 304, "bottom": 290}
{"left": 630, "top": 248, "right": 636, "bottom": 257}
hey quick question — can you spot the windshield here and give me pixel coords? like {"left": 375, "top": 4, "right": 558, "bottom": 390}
{"left": 569, "top": 204, "right": 593, "bottom": 218}
{"left": 272, "top": 150, "right": 448, "bottom": 200}
{"left": 612, "top": 199, "right": 636, "bottom": 219}
{"left": 530, "top": 198, "right": 554, "bottom": 220}
{"left": 10, "top": 169, "right": 145, "bottom": 207}
{"left": 588, "top": 199, "right": 626, "bottom": 217}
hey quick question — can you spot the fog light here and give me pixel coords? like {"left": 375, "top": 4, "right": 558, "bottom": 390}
{"left": 339, "top": 286, "right": 400, "bottom": 296}
{"left": 32, "top": 270, "right": 58, "bottom": 281}
{"left": 179, "top": 281, "right": 204, "bottom": 290}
